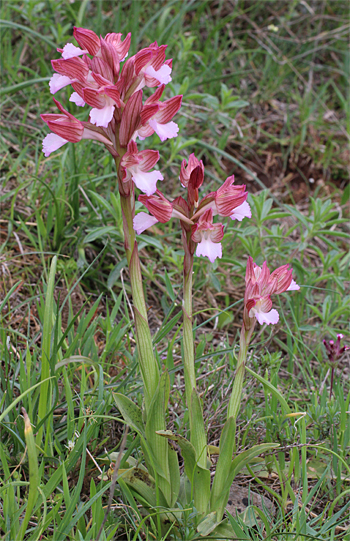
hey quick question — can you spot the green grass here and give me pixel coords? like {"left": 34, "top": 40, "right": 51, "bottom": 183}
{"left": 1, "top": 0, "right": 349, "bottom": 539}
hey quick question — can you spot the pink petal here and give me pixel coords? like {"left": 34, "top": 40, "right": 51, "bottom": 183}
{"left": 69, "top": 92, "right": 85, "bottom": 107}
{"left": 42, "top": 133, "right": 68, "bottom": 157}
{"left": 149, "top": 119, "right": 179, "bottom": 142}
{"left": 62, "top": 43, "right": 84, "bottom": 59}
{"left": 195, "top": 238, "right": 222, "bottom": 263}
{"left": 230, "top": 201, "right": 252, "bottom": 221}
{"left": 209, "top": 223, "right": 224, "bottom": 243}
{"left": 131, "top": 168, "right": 163, "bottom": 196}
{"left": 49, "top": 73, "right": 72, "bottom": 94}
{"left": 287, "top": 279, "right": 300, "bottom": 291}
{"left": 89, "top": 105, "right": 115, "bottom": 127}
{"left": 255, "top": 308, "right": 279, "bottom": 325}
{"left": 145, "top": 64, "right": 172, "bottom": 85}
{"left": 133, "top": 212, "right": 159, "bottom": 234}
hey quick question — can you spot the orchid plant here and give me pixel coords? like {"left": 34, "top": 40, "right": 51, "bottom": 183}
{"left": 41, "top": 27, "right": 300, "bottom": 536}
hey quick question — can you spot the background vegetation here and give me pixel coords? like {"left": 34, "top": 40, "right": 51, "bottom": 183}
{"left": 0, "top": 0, "right": 349, "bottom": 539}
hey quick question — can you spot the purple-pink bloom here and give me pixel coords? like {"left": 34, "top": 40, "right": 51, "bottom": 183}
{"left": 121, "top": 141, "right": 163, "bottom": 195}
{"left": 243, "top": 257, "right": 299, "bottom": 328}
{"left": 193, "top": 175, "right": 249, "bottom": 222}
{"left": 41, "top": 98, "right": 112, "bottom": 157}
{"left": 191, "top": 209, "right": 224, "bottom": 263}
{"left": 135, "top": 85, "right": 182, "bottom": 141}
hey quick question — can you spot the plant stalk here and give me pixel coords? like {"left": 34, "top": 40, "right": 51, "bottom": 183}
{"left": 227, "top": 324, "right": 254, "bottom": 420}
{"left": 182, "top": 254, "right": 197, "bottom": 410}
{"left": 182, "top": 239, "right": 209, "bottom": 470}
{"left": 115, "top": 157, "right": 159, "bottom": 414}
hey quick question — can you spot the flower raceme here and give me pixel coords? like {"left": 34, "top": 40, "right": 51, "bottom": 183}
{"left": 243, "top": 257, "right": 300, "bottom": 328}
{"left": 41, "top": 27, "right": 181, "bottom": 196}
{"left": 133, "top": 156, "right": 251, "bottom": 262}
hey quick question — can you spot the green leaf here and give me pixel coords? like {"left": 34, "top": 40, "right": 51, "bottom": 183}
{"left": 84, "top": 226, "right": 119, "bottom": 243}
{"left": 146, "top": 372, "right": 172, "bottom": 504}
{"left": 197, "top": 511, "right": 220, "bottom": 536}
{"left": 245, "top": 366, "right": 291, "bottom": 414}
{"left": 36, "top": 255, "right": 57, "bottom": 447}
{"left": 153, "top": 311, "right": 182, "bottom": 345}
{"left": 224, "top": 99, "right": 249, "bottom": 109}
{"left": 164, "top": 269, "right": 176, "bottom": 301}
{"left": 341, "top": 183, "right": 350, "bottom": 206}
{"left": 156, "top": 429, "right": 210, "bottom": 515}
{"left": 156, "top": 431, "right": 196, "bottom": 480}
{"left": 168, "top": 447, "right": 180, "bottom": 507}
{"left": 0, "top": 77, "right": 51, "bottom": 96}
{"left": 217, "top": 310, "right": 233, "bottom": 329}
{"left": 0, "top": 19, "right": 57, "bottom": 48}
{"left": 0, "top": 280, "right": 22, "bottom": 314}
{"left": 229, "top": 443, "right": 279, "bottom": 486}
{"left": 107, "top": 258, "right": 127, "bottom": 289}
{"left": 137, "top": 236, "right": 164, "bottom": 250}
{"left": 190, "top": 390, "right": 207, "bottom": 469}
{"left": 120, "top": 467, "right": 166, "bottom": 508}
{"left": 226, "top": 514, "right": 250, "bottom": 540}
{"left": 210, "top": 417, "right": 236, "bottom": 519}
{"left": 113, "top": 393, "right": 146, "bottom": 438}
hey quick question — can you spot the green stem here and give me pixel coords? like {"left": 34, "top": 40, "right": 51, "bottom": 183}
{"left": 227, "top": 324, "right": 254, "bottom": 420}
{"left": 115, "top": 158, "right": 159, "bottom": 414}
{"left": 182, "top": 247, "right": 208, "bottom": 471}
{"left": 182, "top": 255, "right": 197, "bottom": 410}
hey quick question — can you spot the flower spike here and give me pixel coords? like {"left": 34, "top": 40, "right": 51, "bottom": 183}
{"left": 243, "top": 257, "right": 299, "bottom": 328}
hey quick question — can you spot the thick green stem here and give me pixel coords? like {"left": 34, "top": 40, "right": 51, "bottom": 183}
{"left": 182, "top": 256, "right": 197, "bottom": 410}
{"left": 227, "top": 324, "right": 254, "bottom": 420}
{"left": 182, "top": 248, "right": 208, "bottom": 471}
{"left": 116, "top": 158, "right": 159, "bottom": 414}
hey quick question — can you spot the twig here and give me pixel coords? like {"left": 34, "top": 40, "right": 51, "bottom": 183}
{"left": 96, "top": 426, "right": 129, "bottom": 541}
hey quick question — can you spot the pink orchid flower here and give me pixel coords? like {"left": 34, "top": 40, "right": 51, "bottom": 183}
{"left": 193, "top": 175, "right": 250, "bottom": 222}
{"left": 40, "top": 98, "right": 112, "bottom": 157}
{"left": 133, "top": 191, "right": 193, "bottom": 235}
{"left": 121, "top": 141, "right": 163, "bottom": 195}
{"left": 191, "top": 209, "right": 224, "bottom": 263}
{"left": 243, "top": 257, "right": 300, "bottom": 327}
{"left": 82, "top": 78, "right": 122, "bottom": 127}
{"left": 49, "top": 56, "right": 90, "bottom": 96}
{"left": 134, "top": 85, "right": 182, "bottom": 141}
{"left": 134, "top": 43, "right": 172, "bottom": 90}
